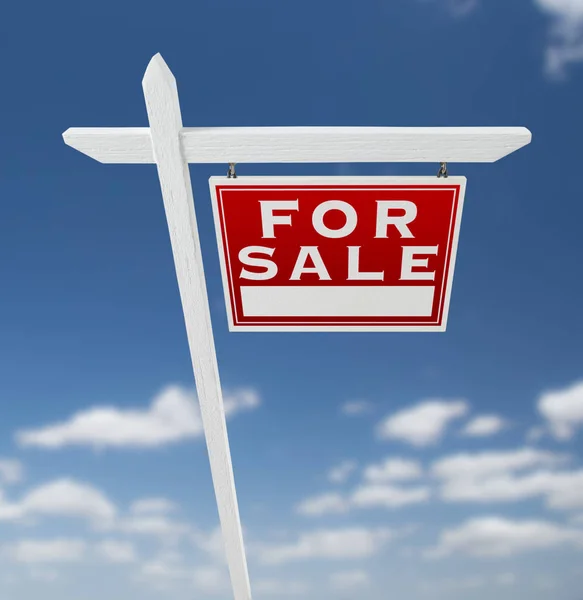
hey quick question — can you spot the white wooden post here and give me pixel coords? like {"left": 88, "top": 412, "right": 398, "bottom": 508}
{"left": 142, "top": 54, "right": 251, "bottom": 600}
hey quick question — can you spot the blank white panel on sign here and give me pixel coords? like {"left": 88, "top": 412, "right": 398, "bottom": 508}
{"left": 240, "top": 286, "right": 435, "bottom": 317}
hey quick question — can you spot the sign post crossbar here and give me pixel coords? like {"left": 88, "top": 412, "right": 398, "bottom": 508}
{"left": 63, "top": 53, "right": 532, "bottom": 600}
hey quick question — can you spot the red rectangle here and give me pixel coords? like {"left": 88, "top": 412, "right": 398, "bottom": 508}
{"left": 209, "top": 177, "right": 466, "bottom": 332}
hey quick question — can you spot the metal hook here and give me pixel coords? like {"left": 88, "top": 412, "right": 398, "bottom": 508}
{"left": 227, "top": 163, "right": 237, "bottom": 179}
{"left": 437, "top": 162, "right": 448, "bottom": 178}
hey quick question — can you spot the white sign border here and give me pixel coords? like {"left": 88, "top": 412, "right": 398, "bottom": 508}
{"left": 209, "top": 175, "right": 467, "bottom": 332}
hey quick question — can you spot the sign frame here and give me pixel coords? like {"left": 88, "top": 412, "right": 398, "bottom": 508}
{"left": 210, "top": 175, "right": 466, "bottom": 333}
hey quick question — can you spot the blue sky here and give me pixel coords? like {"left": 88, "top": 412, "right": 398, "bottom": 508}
{"left": 1, "top": 0, "right": 583, "bottom": 598}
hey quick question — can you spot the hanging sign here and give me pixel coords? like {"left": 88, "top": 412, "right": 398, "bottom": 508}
{"left": 210, "top": 176, "right": 466, "bottom": 332}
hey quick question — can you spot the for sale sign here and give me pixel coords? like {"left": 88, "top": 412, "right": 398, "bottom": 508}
{"left": 209, "top": 177, "right": 466, "bottom": 332}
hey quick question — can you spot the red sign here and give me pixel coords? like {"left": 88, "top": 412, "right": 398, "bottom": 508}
{"left": 209, "top": 177, "right": 466, "bottom": 331}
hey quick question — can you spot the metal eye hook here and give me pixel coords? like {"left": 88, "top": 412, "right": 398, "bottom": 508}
{"left": 227, "top": 163, "right": 237, "bottom": 178}
{"left": 437, "top": 162, "right": 448, "bottom": 178}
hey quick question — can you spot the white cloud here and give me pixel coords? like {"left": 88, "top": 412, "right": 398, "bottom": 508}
{"left": 297, "top": 482, "right": 429, "bottom": 516}
{"left": 340, "top": 400, "right": 373, "bottom": 416}
{"left": 258, "top": 527, "right": 392, "bottom": 565}
{"left": 140, "top": 558, "right": 183, "bottom": 580}
{"left": 328, "top": 460, "right": 357, "bottom": 484}
{"left": 377, "top": 400, "right": 468, "bottom": 446}
{"left": 538, "top": 380, "right": 583, "bottom": 440}
{"left": 428, "top": 516, "right": 583, "bottom": 558}
{"left": 534, "top": 0, "right": 583, "bottom": 77}
{"left": 0, "top": 459, "right": 24, "bottom": 485}
{"left": 0, "top": 479, "right": 198, "bottom": 548}
{"left": 363, "top": 458, "right": 423, "bottom": 482}
{"left": 192, "top": 565, "right": 229, "bottom": 595}
{"left": 192, "top": 527, "right": 226, "bottom": 563}
{"left": 448, "top": 0, "right": 479, "bottom": 16}
{"left": 296, "top": 493, "right": 349, "bottom": 516}
{"left": 418, "top": 572, "right": 515, "bottom": 592}
{"left": 130, "top": 498, "right": 177, "bottom": 515}
{"left": 22, "top": 479, "right": 116, "bottom": 522}
{"left": 0, "top": 478, "right": 116, "bottom": 524}
{"left": 95, "top": 540, "right": 136, "bottom": 563}
{"left": 16, "top": 385, "right": 259, "bottom": 450}
{"left": 419, "top": 0, "right": 479, "bottom": 17}
{"left": 420, "top": 0, "right": 480, "bottom": 17}
{"left": 0, "top": 497, "right": 26, "bottom": 521}
{"left": 329, "top": 569, "right": 370, "bottom": 589}
{"left": 418, "top": 576, "right": 486, "bottom": 593}
{"left": 117, "top": 515, "right": 191, "bottom": 540}
{"left": 439, "top": 468, "right": 583, "bottom": 507}
{"left": 539, "top": 470, "right": 583, "bottom": 509}
{"left": 435, "top": 0, "right": 583, "bottom": 77}
{"left": 432, "top": 448, "right": 583, "bottom": 509}
{"left": 430, "top": 0, "right": 583, "bottom": 76}
{"left": 254, "top": 578, "right": 309, "bottom": 596}
{"left": 223, "top": 389, "right": 261, "bottom": 415}
{"left": 351, "top": 484, "right": 430, "bottom": 508}
{"left": 431, "top": 448, "right": 567, "bottom": 480}
{"left": 461, "top": 415, "right": 507, "bottom": 437}
{"left": 3, "top": 539, "right": 87, "bottom": 563}
{"left": 138, "top": 551, "right": 228, "bottom": 594}
{"left": 139, "top": 551, "right": 186, "bottom": 580}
